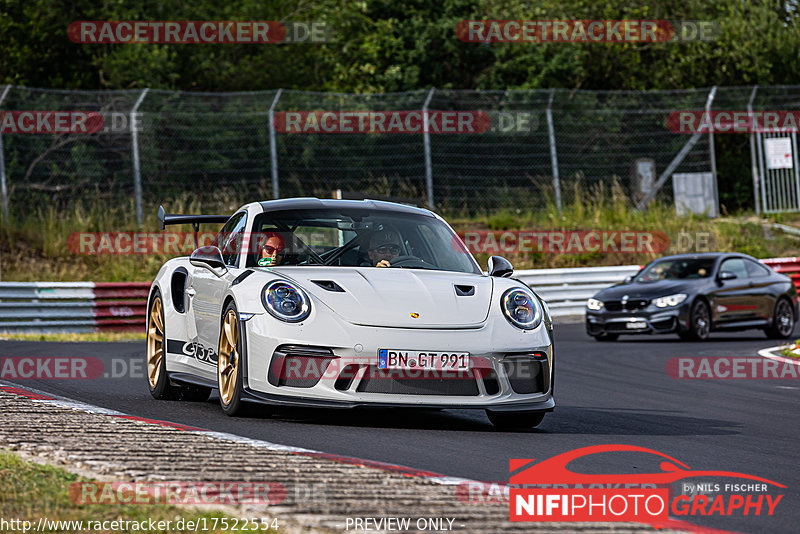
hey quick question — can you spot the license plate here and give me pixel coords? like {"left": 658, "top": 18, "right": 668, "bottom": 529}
{"left": 378, "top": 349, "right": 470, "bottom": 371}
{"left": 626, "top": 321, "right": 648, "bottom": 329}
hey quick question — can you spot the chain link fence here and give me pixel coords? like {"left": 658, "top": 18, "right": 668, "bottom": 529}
{"left": 2, "top": 85, "right": 797, "bottom": 222}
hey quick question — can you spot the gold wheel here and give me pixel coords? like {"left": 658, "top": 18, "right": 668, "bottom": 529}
{"left": 218, "top": 309, "right": 240, "bottom": 406}
{"left": 146, "top": 296, "right": 165, "bottom": 389}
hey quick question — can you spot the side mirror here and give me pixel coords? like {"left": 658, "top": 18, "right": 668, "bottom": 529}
{"left": 190, "top": 246, "right": 228, "bottom": 275}
{"left": 623, "top": 275, "right": 634, "bottom": 283}
{"left": 488, "top": 255, "right": 513, "bottom": 278}
{"left": 718, "top": 270, "right": 737, "bottom": 281}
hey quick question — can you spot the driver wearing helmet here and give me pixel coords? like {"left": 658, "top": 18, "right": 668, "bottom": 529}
{"left": 366, "top": 230, "right": 402, "bottom": 268}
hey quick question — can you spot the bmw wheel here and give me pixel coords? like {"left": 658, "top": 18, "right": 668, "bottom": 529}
{"left": 683, "top": 299, "right": 710, "bottom": 341}
{"left": 765, "top": 298, "right": 795, "bottom": 339}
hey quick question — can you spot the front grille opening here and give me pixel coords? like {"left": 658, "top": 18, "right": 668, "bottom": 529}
{"left": 605, "top": 299, "right": 649, "bottom": 312}
{"left": 334, "top": 364, "right": 361, "bottom": 391}
{"left": 482, "top": 369, "right": 500, "bottom": 395}
{"left": 268, "top": 345, "right": 335, "bottom": 388}
{"left": 504, "top": 357, "right": 547, "bottom": 395}
{"left": 356, "top": 366, "right": 479, "bottom": 396}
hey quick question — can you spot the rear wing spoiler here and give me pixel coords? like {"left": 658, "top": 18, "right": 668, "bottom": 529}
{"left": 157, "top": 205, "right": 229, "bottom": 230}
{"left": 157, "top": 205, "right": 230, "bottom": 248}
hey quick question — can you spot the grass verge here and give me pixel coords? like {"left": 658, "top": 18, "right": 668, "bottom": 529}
{"left": 0, "top": 450, "right": 278, "bottom": 533}
{"left": 0, "top": 331, "right": 145, "bottom": 342}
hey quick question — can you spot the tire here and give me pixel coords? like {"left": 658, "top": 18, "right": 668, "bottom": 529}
{"left": 765, "top": 298, "right": 795, "bottom": 339}
{"left": 146, "top": 290, "right": 180, "bottom": 399}
{"left": 146, "top": 289, "right": 211, "bottom": 401}
{"left": 486, "top": 410, "right": 545, "bottom": 430}
{"left": 218, "top": 301, "right": 246, "bottom": 415}
{"left": 593, "top": 333, "right": 619, "bottom": 342}
{"left": 685, "top": 299, "right": 711, "bottom": 341}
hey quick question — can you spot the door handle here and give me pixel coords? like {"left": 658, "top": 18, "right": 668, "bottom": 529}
{"left": 185, "top": 287, "right": 196, "bottom": 297}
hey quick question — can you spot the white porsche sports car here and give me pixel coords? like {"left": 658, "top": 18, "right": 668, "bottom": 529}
{"left": 146, "top": 198, "right": 554, "bottom": 428}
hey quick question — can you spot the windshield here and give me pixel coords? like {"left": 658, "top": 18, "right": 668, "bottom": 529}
{"left": 635, "top": 258, "right": 716, "bottom": 282}
{"left": 246, "top": 208, "right": 481, "bottom": 274}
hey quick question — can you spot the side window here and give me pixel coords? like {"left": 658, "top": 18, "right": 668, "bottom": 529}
{"left": 216, "top": 212, "right": 247, "bottom": 267}
{"left": 719, "top": 258, "right": 748, "bottom": 280}
{"left": 746, "top": 260, "right": 770, "bottom": 277}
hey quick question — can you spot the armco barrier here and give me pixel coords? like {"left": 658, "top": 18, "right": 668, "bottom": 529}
{"left": 0, "top": 282, "right": 149, "bottom": 333}
{"left": 514, "top": 265, "right": 642, "bottom": 317}
{"left": 1, "top": 258, "right": 798, "bottom": 332}
{"left": 762, "top": 257, "right": 800, "bottom": 288}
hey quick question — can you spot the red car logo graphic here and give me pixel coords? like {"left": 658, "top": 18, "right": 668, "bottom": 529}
{"left": 510, "top": 444, "right": 785, "bottom": 487}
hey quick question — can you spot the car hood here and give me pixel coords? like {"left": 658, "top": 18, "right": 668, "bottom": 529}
{"left": 270, "top": 267, "right": 493, "bottom": 328}
{"left": 596, "top": 279, "right": 698, "bottom": 300}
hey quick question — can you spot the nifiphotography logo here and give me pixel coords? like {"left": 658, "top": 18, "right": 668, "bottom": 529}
{"left": 509, "top": 445, "right": 784, "bottom": 524}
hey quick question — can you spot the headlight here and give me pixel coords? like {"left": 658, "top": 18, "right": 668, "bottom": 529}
{"left": 262, "top": 280, "right": 311, "bottom": 322}
{"left": 501, "top": 288, "right": 542, "bottom": 330}
{"left": 586, "top": 298, "right": 604, "bottom": 311}
{"left": 653, "top": 293, "right": 687, "bottom": 308}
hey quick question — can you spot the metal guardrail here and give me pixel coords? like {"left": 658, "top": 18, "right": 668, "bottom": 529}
{"left": 515, "top": 265, "right": 642, "bottom": 317}
{"left": 762, "top": 257, "right": 800, "bottom": 288}
{"left": 1, "top": 258, "right": 799, "bottom": 333}
{"left": 0, "top": 282, "right": 149, "bottom": 333}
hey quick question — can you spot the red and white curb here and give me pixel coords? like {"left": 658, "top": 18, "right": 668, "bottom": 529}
{"left": 757, "top": 345, "right": 800, "bottom": 367}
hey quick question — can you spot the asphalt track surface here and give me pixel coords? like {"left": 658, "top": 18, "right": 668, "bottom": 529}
{"left": 2, "top": 322, "right": 800, "bottom": 534}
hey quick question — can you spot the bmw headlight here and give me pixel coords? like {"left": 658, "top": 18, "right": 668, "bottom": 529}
{"left": 586, "top": 298, "right": 604, "bottom": 311}
{"left": 653, "top": 293, "right": 687, "bottom": 308}
{"left": 501, "top": 288, "right": 542, "bottom": 330}
{"left": 262, "top": 280, "right": 311, "bottom": 322}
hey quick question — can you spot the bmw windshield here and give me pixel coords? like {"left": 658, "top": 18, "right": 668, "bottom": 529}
{"left": 634, "top": 258, "right": 716, "bottom": 282}
{"left": 244, "top": 208, "right": 481, "bottom": 274}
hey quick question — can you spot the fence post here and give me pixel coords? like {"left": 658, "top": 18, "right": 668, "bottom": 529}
{"left": 748, "top": 86, "right": 760, "bottom": 216}
{"left": 0, "top": 85, "right": 12, "bottom": 223}
{"left": 546, "top": 89, "right": 562, "bottom": 216}
{"left": 706, "top": 86, "right": 719, "bottom": 217}
{"left": 130, "top": 88, "right": 149, "bottom": 227}
{"left": 636, "top": 86, "right": 717, "bottom": 211}
{"left": 423, "top": 88, "right": 435, "bottom": 210}
{"left": 268, "top": 89, "right": 283, "bottom": 200}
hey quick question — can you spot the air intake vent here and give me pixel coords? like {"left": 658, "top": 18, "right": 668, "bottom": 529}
{"left": 312, "top": 280, "right": 345, "bottom": 292}
{"left": 454, "top": 285, "right": 475, "bottom": 296}
{"left": 268, "top": 345, "right": 335, "bottom": 388}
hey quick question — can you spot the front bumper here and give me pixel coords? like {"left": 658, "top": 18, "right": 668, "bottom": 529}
{"left": 586, "top": 303, "right": 690, "bottom": 336}
{"left": 243, "top": 311, "right": 555, "bottom": 412}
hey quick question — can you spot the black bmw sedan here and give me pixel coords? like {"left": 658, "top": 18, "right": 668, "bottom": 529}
{"left": 585, "top": 253, "right": 798, "bottom": 341}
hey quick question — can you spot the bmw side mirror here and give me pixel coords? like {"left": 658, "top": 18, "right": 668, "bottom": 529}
{"left": 488, "top": 256, "right": 513, "bottom": 278}
{"left": 718, "top": 271, "right": 737, "bottom": 282}
{"left": 190, "top": 246, "right": 228, "bottom": 275}
{"left": 624, "top": 275, "right": 634, "bottom": 283}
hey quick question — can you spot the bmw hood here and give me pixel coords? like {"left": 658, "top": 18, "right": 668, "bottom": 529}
{"left": 271, "top": 267, "right": 493, "bottom": 328}
{"left": 597, "top": 279, "right": 696, "bottom": 300}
